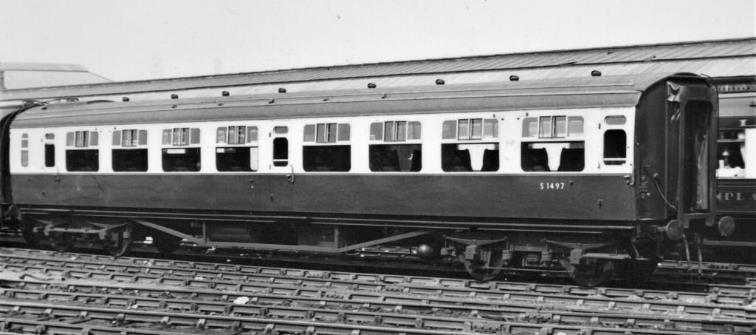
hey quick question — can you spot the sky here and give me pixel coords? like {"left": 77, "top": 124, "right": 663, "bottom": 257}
{"left": 1, "top": 0, "right": 754, "bottom": 81}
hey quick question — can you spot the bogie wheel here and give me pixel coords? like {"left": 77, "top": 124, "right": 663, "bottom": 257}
{"left": 459, "top": 248, "right": 505, "bottom": 282}
{"left": 102, "top": 225, "right": 133, "bottom": 257}
{"left": 561, "top": 258, "right": 615, "bottom": 287}
{"left": 152, "top": 232, "right": 182, "bottom": 256}
{"left": 49, "top": 232, "right": 76, "bottom": 253}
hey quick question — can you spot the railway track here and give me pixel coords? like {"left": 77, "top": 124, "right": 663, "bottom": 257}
{"left": 1, "top": 247, "right": 755, "bottom": 334}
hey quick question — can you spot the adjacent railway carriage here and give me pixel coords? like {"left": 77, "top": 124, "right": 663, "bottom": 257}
{"left": 710, "top": 92, "right": 756, "bottom": 254}
{"left": 5, "top": 73, "right": 718, "bottom": 285}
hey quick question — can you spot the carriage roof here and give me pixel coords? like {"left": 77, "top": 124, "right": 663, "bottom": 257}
{"left": 12, "top": 73, "right": 702, "bottom": 128}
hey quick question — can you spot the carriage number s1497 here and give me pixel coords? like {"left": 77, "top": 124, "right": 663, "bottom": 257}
{"left": 539, "top": 182, "right": 566, "bottom": 190}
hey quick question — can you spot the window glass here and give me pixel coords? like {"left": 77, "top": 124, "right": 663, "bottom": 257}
{"left": 162, "top": 148, "right": 200, "bottom": 171}
{"left": 166, "top": 128, "right": 200, "bottom": 146}
{"left": 228, "top": 126, "right": 238, "bottom": 144}
{"left": 483, "top": 119, "right": 497, "bottom": 138}
{"left": 369, "top": 144, "right": 421, "bottom": 172}
{"left": 45, "top": 133, "right": 55, "bottom": 168}
{"left": 190, "top": 128, "right": 200, "bottom": 144}
{"left": 303, "top": 125, "right": 315, "bottom": 142}
{"left": 521, "top": 142, "right": 584, "bottom": 172}
{"left": 458, "top": 119, "right": 469, "bottom": 140}
{"left": 442, "top": 143, "right": 498, "bottom": 172}
{"left": 273, "top": 138, "right": 288, "bottom": 167}
{"left": 303, "top": 146, "right": 350, "bottom": 172}
{"left": 603, "top": 130, "right": 627, "bottom": 165}
{"left": 554, "top": 116, "right": 567, "bottom": 138}
{"left": 470, "top": 119, "right": 483, "bottom": 139}
{"left": 370, "top": 122, "right": 383, "bottom": 141}
{"left": 605, "top": 115, "right": 627, "bottom": 125}
{"left": 247, "top": 127, "right": 258, "bottom": 142}
{"left": 20, "top": 134, "right": 28, "bottom": 167}
{"left": 217, "top": 127, "right": 227, "bottom": 144}
{"left": 45, "top": 144, "right": 55, "bottom": 167}
{"left": 66, "top": 150, "right": 99, "bottom": 171}
{"left": 568, "top": 117, "right": 584, "bottom": 136}
{"left": 522, "top": 117, "right": 538, "bottom": 137}
{"left": 112, "top": 130, "right": 122, "bottom": 146}
{"left": 338, "top": 124, "right": 350, "bottom": 141}
{"left": 113, "top": 149, "right": 148, "bottom": 171}
{"left": 396, "top": 121, "right": 407, "bottom": 142}
{"left": 216, "top": 147, "right": 253, "bottom": 171}
{"left": 442, "top": 120, "right": 456, "bottom": 139}
{"left": 162, "top": 129, "right": 171, "bottom": 145}
{"left": 407, "top": 121, "right": 421, "bottom": 140}
{"left": 274, "top": 126, "right": 288, "bottom": 134}
{"left": 539, "top": 116, "right": 552, "bottom": 138}
{"left": 384, "top": 121, "right": 396, "bottom": 142}
{"left": 250, "top": 147, "right": 259, "bottom": 171}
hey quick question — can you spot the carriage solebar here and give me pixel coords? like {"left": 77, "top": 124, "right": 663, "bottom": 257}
{"left": 2, "top": 73, "right": 722, "bottom": 286}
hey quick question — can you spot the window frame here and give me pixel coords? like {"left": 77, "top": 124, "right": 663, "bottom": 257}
{"left": 161, "top": 127, "right": 201, "bottom": 172}
{"left": 65, "top": 130, "right": 100, "bottom": 172}
{"left": 215, "top": 125, "right": 259, "bottom": 172}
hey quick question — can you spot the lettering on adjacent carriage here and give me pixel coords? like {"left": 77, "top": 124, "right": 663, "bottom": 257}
{"left": 716, "top": 191, "right": 756, "bottom": 202}
{"left": 539, "top": 182, "right": 566, "bottom": 190}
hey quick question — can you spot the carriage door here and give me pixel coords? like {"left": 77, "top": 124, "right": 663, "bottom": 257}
{"left": 271, "top": 126, "right": 290, "bottom": 169}
{"left": 679, "top": 101, "right": 713, "bottom": 213}
{"left": 268, "top": 125, "right": 296, "bottom": 209}
{"left": 668, "top": 82, "right": 716, "bottom": 228}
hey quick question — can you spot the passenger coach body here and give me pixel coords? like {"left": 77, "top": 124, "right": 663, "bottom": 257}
{"left": 5, "top": 73, "right": 718, "bottom": 284}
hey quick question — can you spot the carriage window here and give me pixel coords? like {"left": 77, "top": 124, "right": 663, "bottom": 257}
{"left": 524, "top": 116, "right": 583, "bottom": 138}
{"left": 65, "top": 131, "right": 99, "bottom": 171}
{"left": 369, "top": 121, "right": 421, "bottom": 172}
{"left": 216, "top": 125, "right": 258, "bottom": 172}
{"left": 442, "top": 144, "right": 499, "bottom": 172}
{"left": 521, "top": 142, "right": 584, "bottom": 172}
{"left": 44, "top": 133, "right": 55, "bottom": 168}
{"left": 303, "top": 123, "right": 351, "bottom": 171}
{"left": 20, "top": 133, "right": 28, "bottom": 167}
{"left": 112, "top": 129, "right": 148, "bottom": 172}
{"left": 605, "top": 115, "right": 627, "bottom": 125}
{"left": 442, "top": 118, "right": 499, "bottom": 172}
{"left": 162, "top": 128, "right": 200, "bottom": 172}
{"left": 446, "top": 118, "right": 497, "bottom": 141}
{"left": 304, "top": 146, "right": 351, "bottom": 171}
{"left": 273, "top": 138, "right": 288, "bottom": 167}
{"left": 370, "top": 121, "right": 420, "bottom": 142}
{"left": 603, "top": 130, "right": 627, "bottom": 165}
{"left": 369, "top": 145, "right": 421, "bottom": 172}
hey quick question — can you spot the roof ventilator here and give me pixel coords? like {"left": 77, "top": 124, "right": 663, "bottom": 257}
{"left": 591, "top": 70, "right": 602, "bottom": 77}
{"left": 367, "top": 83, "right": 377, "bottom": 89}
{"left": 509, "top": 75, "right": 519, "bottom": 81}
{"left": 435, "top": 79, "right": 445, "bottom": 85}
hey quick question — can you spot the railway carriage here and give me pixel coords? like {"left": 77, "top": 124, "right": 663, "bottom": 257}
{"left": 4, "top": 72, "right": 719, "bottom": 285}
{"left": 710, "top": 92, "right": 756, "bottom": 256}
